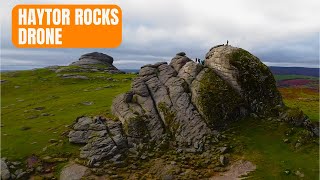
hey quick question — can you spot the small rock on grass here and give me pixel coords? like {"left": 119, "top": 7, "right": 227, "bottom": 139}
{"left": 283, "top": 139, "right": 289, "bottom": 143}
{"left": 20, "top": 126, "right": 31, "bottom": 131}
{"left": 34, "top": 107, "right": 45, "bottom": 111}
{"left": 49, "top": 139, "right": 58, "bottom": 143}
{"left": 81, "top": 101, "right": 94, "bottom": 106}
{"left": 12, "top": 161, "right": 21, "bottom": 166}
{"left": 41, "top": 113, "right": 50, "bottom": 116}
{"left": 284, "top": 169, "right": 291, "bottom": 175}
{"left": 60, "top": 163, "right": 89, "bottom": 180}
{"left": 295, "top": 170, "right": 304, "bottom": 177}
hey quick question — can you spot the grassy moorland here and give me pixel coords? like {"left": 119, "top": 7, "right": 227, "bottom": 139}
{"left": 0, "top": 70, "right": 319, "bottom": 179}
{"left": 275, "top": 74, "right": 319, "bottom": 122}
{"left": 274, "top": 74, "right": 318, "bottom": 81}
{"left": 1, "top": 68, "right": 136, "bottom": 160}
{"left": 227, "top": 118, "right": 319, "bottom": 179}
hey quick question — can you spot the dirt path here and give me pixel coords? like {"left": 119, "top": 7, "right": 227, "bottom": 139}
{"left": 211, "top": 160, "right": 256, "bottom": 180}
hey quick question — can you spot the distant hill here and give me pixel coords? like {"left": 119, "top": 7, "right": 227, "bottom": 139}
{"left": 121, "top": 67, "right": 320, "bottom": 77}
{"left": 270, "top": 66, "right": 319, "bottom": 77}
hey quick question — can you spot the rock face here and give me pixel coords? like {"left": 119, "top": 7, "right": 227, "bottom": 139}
{"left": 111, "top": 46, "right": 285, "bottom": 150}
{"left": 56, "top": 52, "right": 123, "bottom": 74}
{"left": 112, "top": 54, "right": 211, "bottom": 151}
{"left": 68, "top": 116, "right": 128, "bottom": 166}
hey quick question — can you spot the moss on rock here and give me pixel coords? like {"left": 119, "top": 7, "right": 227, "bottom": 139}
{"left": 228, "top": 48, "right": 283, "bottom": 115}
{"left": 196, "top": 68, "right": 243, "bottom": 128}
{"left": 157, "top": 102, "right": 178, "bottom": 137}
{"left": 124, "top": 115, "right": 150, "bottom": 140}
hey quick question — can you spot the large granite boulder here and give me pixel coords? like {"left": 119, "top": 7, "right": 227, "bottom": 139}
{"left": 205, "top": 46, "right": 283, "bottom": 115}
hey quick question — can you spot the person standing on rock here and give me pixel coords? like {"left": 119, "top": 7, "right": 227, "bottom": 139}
{"left": 226, "top": 40, "right": 229, "bottom": 46}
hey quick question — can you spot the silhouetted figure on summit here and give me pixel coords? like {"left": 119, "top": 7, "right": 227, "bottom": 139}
{"left": 226, "top": 40, "right": 229, "bottom": 46}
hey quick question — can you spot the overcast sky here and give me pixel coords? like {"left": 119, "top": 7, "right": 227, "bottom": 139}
{"left": 1, "top": 0, "right": 319, "bottom": 70}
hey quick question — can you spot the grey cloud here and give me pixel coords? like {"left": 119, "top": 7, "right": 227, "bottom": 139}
{"left": 1, "top": 0, "right": 319, "bottom": 70}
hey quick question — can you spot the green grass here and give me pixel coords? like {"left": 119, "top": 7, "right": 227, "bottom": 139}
{"left": 0, "top": 68, "right": 319, "bottom": 179}
{"left": 279, "top": 88, "right": 319, "bottom": 121}
{"left": 1, "top": 68, "right": 135, "bottom": 160}
{"left": 274, "top": 75, "right": 319, "bottom": 81}
{"left": 228, "top": 118, "right": 319, "bottom": 179}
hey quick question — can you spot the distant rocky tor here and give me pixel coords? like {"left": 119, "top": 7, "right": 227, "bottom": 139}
{"left": 53, "top": 52, "right": 124, "bottom": 74}
{"left": 68, "top": 45, "right": 319, "bottom": 167}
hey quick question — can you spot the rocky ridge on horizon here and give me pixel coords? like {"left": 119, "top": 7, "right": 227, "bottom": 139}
{"left": 53, "top": 52, "right": 124, "bottom": 74}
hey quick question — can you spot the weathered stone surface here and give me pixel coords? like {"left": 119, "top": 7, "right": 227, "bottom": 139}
{"left": 112, "top": 91, "right": 163, "bottom": 142}
{"left": 205, "top": 46, "right": 241, "bottom": 92}
{"left": 1, "top": 159, "right": 11, "bottom": 180}
{"left": 113, "top": 54, "right": 211, "bottom": 151}
{"left": 169, "top": 53, "right": 192, "bottom": 72}
{"left": 60, "top": 163, "right": 89, "bottom": 180}
{"left": 69, "top": 116, "right": 129, "bottom": 166}
{"left": 178, "top": 61, "right": 203, "bottom": 85}
{"left": 69, "top": 130, "right": 91, "bottom": 144}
